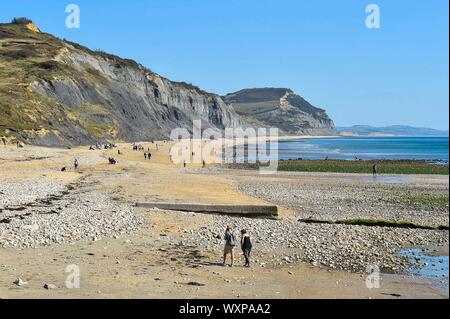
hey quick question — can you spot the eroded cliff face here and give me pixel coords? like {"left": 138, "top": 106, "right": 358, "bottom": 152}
{"left": 278, "top": 90, "right": 335, "bottom": 135}
{"left": 223, "top": 88, "right": 335, "bottom": 136}
{"left": 1, "top": 22, "right": 335, "bottom": 146}
{"left": 30, "top": 47, "right": 240, "bottom": 146}
{"left": 0, "top": 22, "right": 240, "bottom": 146}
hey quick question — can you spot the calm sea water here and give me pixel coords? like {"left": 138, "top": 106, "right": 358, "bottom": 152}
{"left": 276, "top": 137, "right": 449, "bottom": 161}
{"left": 227, "top": 136, "right": 449, "bottom": 162}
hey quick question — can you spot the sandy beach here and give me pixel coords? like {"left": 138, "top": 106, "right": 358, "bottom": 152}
{"left": 0, "top": 142, "right": 448, "bottom": 299}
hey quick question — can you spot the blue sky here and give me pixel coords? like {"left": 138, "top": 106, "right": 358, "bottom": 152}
{"left": 1, "top": 0, "right": 448, "bottom": 129}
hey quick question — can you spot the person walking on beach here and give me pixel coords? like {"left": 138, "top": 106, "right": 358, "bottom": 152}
{"left": 74, "top": 158, "right": 78, "bottom": 170}
{"left": 240, "top": 229, "right": 252, "bottom": 267}
{"left": 372, "top": 163, "right": 379, "bottom": 176}
{"left": 223, "top": 226, "right": 236, "bottom": 267}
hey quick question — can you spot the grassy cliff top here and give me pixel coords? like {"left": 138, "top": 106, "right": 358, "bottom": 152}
{"left": 223, "top": 88, "right": 293, "bottom": 104}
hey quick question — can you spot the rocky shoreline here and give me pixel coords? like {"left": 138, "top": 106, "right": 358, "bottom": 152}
{"left": 236, "top": 179, "right": 449, "bottom": 227}
{"left": 1, "top": 169, "right": 447, "bottom": 275}
{"left": 0, "top": 177, "right": 143, "bottom": 249}
{"left": 186, "top": 213, "right": 447, "bottom": 274}
{"left": 179, "top": 167, "right": 449, "bottom": 274}
{"left": 1, "top": 144, "right": 448, "bottom": 281}
{"left": 219, "top": 177, "right": 449, "bottom": 274}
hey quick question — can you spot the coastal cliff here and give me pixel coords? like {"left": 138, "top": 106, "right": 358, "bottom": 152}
{"left": 223, "top": 88, "right": 335, "bottom": 135}
{"left": 0, "top": 20, "right": 240, "bottom": 146}
{"left": 1, "top": 19, "right": 336, "bottom": 146}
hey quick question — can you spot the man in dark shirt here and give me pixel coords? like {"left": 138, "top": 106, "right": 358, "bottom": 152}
{"left": 373, "top": 163, "right": 380, "bottom": 176}
{"left": 240, "top": 229, "right": 252, "bottom": 267}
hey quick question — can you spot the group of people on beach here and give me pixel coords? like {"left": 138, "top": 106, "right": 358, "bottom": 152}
{"left": 222, "top": 226, "right": 252, "bottom": 268}
{"left": 89, "top": 143, "right": 116, "bottom": 150}
{"left": 132, "top": 143, "right": 156, "bottom": 162}
{"left": 132, "top": 143, "right": 145, "bottom": 151}
{"left": 61, "top": 158, "right": 79, "bottom": 172}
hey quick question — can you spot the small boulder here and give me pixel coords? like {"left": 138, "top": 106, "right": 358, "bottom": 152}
{"left": 21, "top": 224, "right": 39, "bottom": 232}
{"left": 14, "top": 278, "right": 28, "bottom": 286}
{"left": 43, "top": 283, "right": 58, "bottom": 290}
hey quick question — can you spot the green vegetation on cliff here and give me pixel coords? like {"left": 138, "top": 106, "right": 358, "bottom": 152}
{"left": 0, "top": 19, "right": 241, "bottom": 146}
{"left": 223, "top": 88, "right": 335, "bottom": 135}
{"left": 0, "top": 22, "right": 78, "bottom": 135}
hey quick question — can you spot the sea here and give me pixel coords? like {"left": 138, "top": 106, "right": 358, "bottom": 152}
{"left": 227, "top": 136, "right": 449, "bottom": 162}
{"left": 277, "top": 136, "right": 449, "bottom": 161}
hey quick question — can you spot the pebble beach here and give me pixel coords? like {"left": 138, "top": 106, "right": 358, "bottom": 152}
{"left": 0, "top": 142, "right": 448, "bottom": 298}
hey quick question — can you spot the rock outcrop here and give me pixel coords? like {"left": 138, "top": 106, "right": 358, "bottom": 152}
{"left": 223, "top": 88, "right": 335, "bottom": 135}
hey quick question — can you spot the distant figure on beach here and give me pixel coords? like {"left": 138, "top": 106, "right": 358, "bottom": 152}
{"left": 144, "top": 153, "right": 147, "bottom": 160}
{"left": 74, "top": 159, "right": 78, "bottom": 170}
{"left": 183, "top": 160, "right": 186, "bottom": 168}
{"left": 1, "top": 137, "right": 6, "bottom": 146}
{"left": 61, "top": 166, "right": 67, "bottom": 172}
{"left": 118, "top": 149, "right": 122, "bottom": 155}
{"left": 148, "top": 152, "right": 152, "bottom": 160}
{"left": 372, "top": 163, "right": 380, "bottom": 176}
{"left": 223, "top": 226, "right": 236, "bottom": 267}
{"left": 240, "top": 229, "right": 252, "bottom": 267}
{"left": 202, "top": 160, "right": 206, "bottom": 168}
{"left": 108, "top": 157, "right": 117, "bottom": 165}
